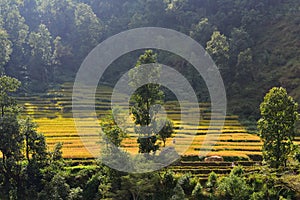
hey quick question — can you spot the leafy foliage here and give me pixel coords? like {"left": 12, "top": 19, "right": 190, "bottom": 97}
{"left": 0, "top": 29, "right": 12, "bottom": 72}
{"left": 191, "top": 182, "right": 204, "bottom": 200}
{"left": 0, "top": 0, "right": 299, "bottom": 199}
{"left": 206, "top": 31, "right": 230, "bottom": 70}
{"left": 156, "top": 118, "right": 174, "bottom": 147}
{"left": 258, "top": 87, "right": 299, "bottom": 168}
{"left": 129, "top": 50, "right": 165, "bottom": 153}
{"left": 0, "top": 0, "right": 297, "bottom": 118}
{"left": 217, "top": 173, "right": 250, "bottom": 200}
{"left": 171, "top": 183, "right": 187, "bottom": 200}
{"left": 100, "top": 111, "right": 126, "bottom": 147}
{"left": 0, "top": 75, "right": 20, "bottom": 116}
{"left": 0, "top": 75, "right": 71, "bottom": 198}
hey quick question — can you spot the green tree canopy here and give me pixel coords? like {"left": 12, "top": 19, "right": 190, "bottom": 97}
{"left": 0, "top": 75, "right": 23, "bottom": 197}
{"left": 20, "top": 117, "right": 48, "bottom": 164}
{"left": 0, "top": 29, "right": 12, "bottom": 73}
{"left": 74, "top": 3, "right": 103, "bottom": 58}
{"left": 129, "top": 50, "right": 164, "bottom": 153}
{"left": 258, "top": 87, "right": 299, "bottom": 168}
{"left": 0, "top": 75, "right": 54, "bottom": 198}
{"left": 117, "top": 173, "right": 158, "bottom": 200}
{"left": 229, "top": 27, "right": 252, "bottom": 56}
{"left": 0, "top": 75, "right": 20, "bottom": 116}
{"left": 190, "top": 18, "right": 216, "bottom": 46}
{"left": 217, "top": 173, "right": 250, "bottom": 200}
{"left": 100, "top": 109, "right": 127, "bottom": 148}
{"left": 206, "top": 31, "right": 230, "bottom": 72}
{"left": 156, "top": 118, "right": 174, "bottom": 147}
{"left": 28, "top": 24, "right": 57, "bottom": 88}
{"left": 171, "top": 183, "right": 187, "bottom": 200}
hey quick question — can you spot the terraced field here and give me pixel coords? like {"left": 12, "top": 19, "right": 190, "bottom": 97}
{"left": 17, "top": 82, "right": 277, "bottom": 175}
{"left": 18, "top": 83, "right": 262, "bottom": 159}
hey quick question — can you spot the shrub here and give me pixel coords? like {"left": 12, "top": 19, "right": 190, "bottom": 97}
{"left": 177, "top": 173, "right": 196, "bottom": 196}
{"left": 216, "top": 174, "right": 250, "bottom": 200}
{"left": 82, "top": 173, "right": 101, "bottom": 200}
{"left": 230, "top": 165, "right": 244, "bottom": 176}
{"left": 171, "top": 184, "right": 187, "bottom": 200}
{"left": 191, "top": 183, "right": 204, "bottom": 200}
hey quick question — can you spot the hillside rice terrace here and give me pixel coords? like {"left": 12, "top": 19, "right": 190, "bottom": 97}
{"left": 17, "top": 83, "right": 300, "bottom": 179}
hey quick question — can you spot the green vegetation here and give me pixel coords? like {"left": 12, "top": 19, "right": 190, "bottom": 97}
{"left": 0, "top": 0, "right": 300, "bottom": 199}
{"left": 129, "top": 50, "right": 165, "bottom": 153}
{"left": 2, "top": 71, "right": 297, "bottom": 199}
{"left": 100, "top": 110, "right": 126, "bottom": 147}
{"left": 258, "top": 87, "right": 299, "bottom": 169}
{"left": 0, "top": 0, "right": 298, "bottom": 118}
{"left": 0, "top": 75, "right": 67, "bottom": 198}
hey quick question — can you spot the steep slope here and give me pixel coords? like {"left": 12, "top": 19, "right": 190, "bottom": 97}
{"left": 256, "top": 13, "right": 300, "bottom": 103}
{"left": 229, "top": 11, "right": 300, "bottom": 119}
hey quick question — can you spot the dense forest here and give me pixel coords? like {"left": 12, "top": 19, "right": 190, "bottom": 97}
{"left": 0, "top": 0, "right": 299, "bottom": 117}
{"left": 0, "top": 0, "right": 300, "bottom": 199}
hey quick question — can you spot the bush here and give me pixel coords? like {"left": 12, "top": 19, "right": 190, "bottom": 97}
{"left": 158, "top": 171, "right": 177, "bottom": 199}
{"left": 216, "top": 174, "right": 250, "bottom": 200}
{"left": 38, "top": 174, "right": 71, "bottom": 200}
{"left": 191, "top": 183, "right": 204, "bottom": 200}
{"left": 171, "top": 184, "right": 187, "bottom": 200}
{"left": 250, "top": 191, "right": 266, "bottom": 200}
{"left": 82, "top": 173, "right": 101, "bottom": 200}
{"left": 206, "top": 172, "right": 218, "bottom": 191}
{"left": 246, "top": 173, "right": 296, "bottom": 200}
{"left": 230, "top": 165, "right": 244, "bottom": 176}
{"left": 69, "top": 187, "right": 83, "bottom": 200}
{"left": 177, "top": 173, "right": 196, "bottom": 196}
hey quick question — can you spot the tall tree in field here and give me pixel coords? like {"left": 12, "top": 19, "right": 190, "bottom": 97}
{"left": 129, "top": 50, "right": 164, "bottom": 154}
{"left": 157, "top": 118, "right": 174, "bottom": 147}
{"left": 258, "top": 87, "right": 299, "bottom": 168}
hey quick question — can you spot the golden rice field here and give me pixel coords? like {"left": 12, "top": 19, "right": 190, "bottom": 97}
{"left": 18, "top": 82, "right": 269, "bottom": 161}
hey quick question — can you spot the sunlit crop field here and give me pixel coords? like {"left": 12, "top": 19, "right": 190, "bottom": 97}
{"left": 18, "top": 83, "right": 263, "bottom": 161}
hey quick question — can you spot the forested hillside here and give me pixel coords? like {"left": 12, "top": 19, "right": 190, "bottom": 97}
{"left": 1, "top": 0, "right": 299, "bottom": 119}
{"left": 1, "top": 1, "right": 300, "bottom": 199}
